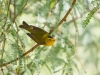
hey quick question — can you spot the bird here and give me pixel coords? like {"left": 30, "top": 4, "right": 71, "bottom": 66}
{"left": 19, "top": 21, "right": 55, "bottom": 46}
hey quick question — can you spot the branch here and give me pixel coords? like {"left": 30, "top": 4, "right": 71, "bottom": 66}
{"left": 49, "top": 0, "right": 76, "bottom": 34}
{"left": 0, "top": 44, "right": 39, "bottom": 67}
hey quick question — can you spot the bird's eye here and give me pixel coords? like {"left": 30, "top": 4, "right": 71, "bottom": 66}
{"left": 48, "top": 38, "right": 51, "bottom": 40}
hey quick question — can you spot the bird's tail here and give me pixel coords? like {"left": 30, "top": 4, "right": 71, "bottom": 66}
{"left": 19, "top": 21, "right": 32, "bottom": 32}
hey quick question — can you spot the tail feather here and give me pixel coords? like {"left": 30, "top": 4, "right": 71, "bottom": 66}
{"left": 19, "top": 21, "right": 32, "bottom": 32}
{"left": 19, "top": 21, "right": 30, "bottom": 29}
{"left": 23, "top": 21, "right": 29, "bottom": 26}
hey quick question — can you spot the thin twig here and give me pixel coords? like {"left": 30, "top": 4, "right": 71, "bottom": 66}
{"left": 1, "top": 38, "right": 6, "bottom": 58}
{"left": 13, "top": 0, "right": 16, "bottom": 23}
{"left": 0, "top": 37, "right": 6, "bottom": 75}
{"left": 13, "top": 0, "right": 28, "bottom": 22}
{"left": 47, "top": 0, "right": 59, "bottom": 18}
{"left": 72, "top": 16, "right": 86, "bottom": 73}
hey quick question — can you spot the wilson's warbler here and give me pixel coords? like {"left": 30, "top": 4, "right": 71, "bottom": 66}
{"left": 19, "top": 21, "right": 55, "bottom": 46}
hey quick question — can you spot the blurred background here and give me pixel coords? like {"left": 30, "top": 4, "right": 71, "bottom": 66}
{"left": 0, "top": 0, "right": 100, "bottom": 75}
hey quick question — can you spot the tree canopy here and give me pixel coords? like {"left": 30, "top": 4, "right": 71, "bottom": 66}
{"left": 0, "top": 0, "right": 100, "bottom": 75}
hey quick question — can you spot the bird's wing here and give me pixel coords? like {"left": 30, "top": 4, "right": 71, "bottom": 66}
{"left": 27, "top": 33, "right": 45, "bottom": 45}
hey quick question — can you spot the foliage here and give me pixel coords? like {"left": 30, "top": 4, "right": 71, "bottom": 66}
{"left": 0, "top": 0, "right": 100, "bottom": 75}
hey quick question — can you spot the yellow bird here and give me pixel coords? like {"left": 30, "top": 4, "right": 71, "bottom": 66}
{"left": 19, "top": 21, "right": 55, "bottom": 46}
